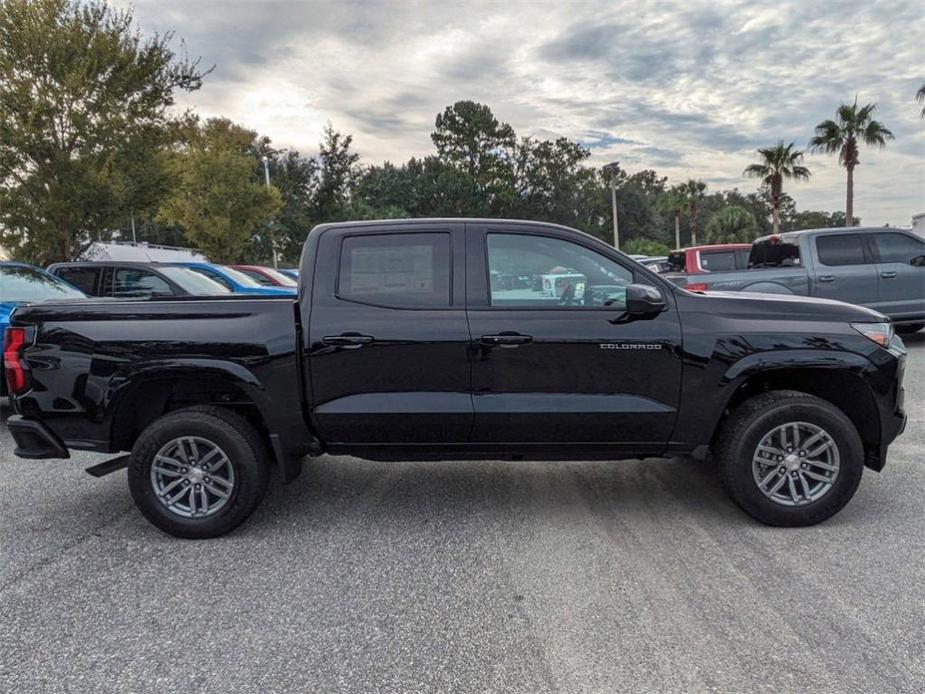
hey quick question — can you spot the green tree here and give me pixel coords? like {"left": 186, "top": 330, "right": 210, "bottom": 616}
{"left": 679, "top": 179, "right": 707, "bottom": 245}
{"left": 158, "top": 118, "right": 281, "bottom": 263}
{"left": 809, "top": 100, "right": 893, "bottom": 226}
{"left": 623, "top": 238, "right": 670, "bottom": 256}
{"left": 312, "top": 124, "right": 361, "bottom": 221}
{"left": 743, "top": 142, "right": 810, "bottom": 235}
{"left": 262, "top": 149, "right": 319, "bottom": 263}
{"left": 918, "top": 83, "right": 925, "bottom": 118}
{"left": 704, "top": 205, "right": 759, "bottom": 244}
{"left": 431, "top": 100, "right": 515, "bottom": 208}
{"left": 0, "top": 0, "right": 205, "bottom": 264}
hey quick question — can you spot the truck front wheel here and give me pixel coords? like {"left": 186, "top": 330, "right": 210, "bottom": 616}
{"left": 715, "top": 391, "right": 864, "bottom": 526}
{"left": 127, "top": 406, "right": 270, "bottom": 538}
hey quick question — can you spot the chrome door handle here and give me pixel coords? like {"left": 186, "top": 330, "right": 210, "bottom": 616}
{"left": 480, "top": 333, "right": 533, "bottom": 347}
{"left": 817, "top": 275, "right": 835, "bottom": 283}
{"left": 322, "top": 333, "right": 374, "bottom": 348}
{"left": 880, "top": 271, "right": 897, "bottom": 279}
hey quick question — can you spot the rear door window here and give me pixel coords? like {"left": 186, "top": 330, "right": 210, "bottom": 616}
{"left": 338, "top": 233, "right": 451, "bottom": 308}
{"left": 816, "top": 234, "right": 869, "bottom": 266}
{"left": 700, "top": 251, "right": 735, "bottom": 271}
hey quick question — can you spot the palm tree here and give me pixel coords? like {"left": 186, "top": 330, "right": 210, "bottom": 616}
{"left": 705, "top": 205, "right": 758, "bottom": 244}
{"left": 743, "top": 142, "right": 810, "bottom": 235}
{"left": 809, "top": 99, "right": 894, "bottom": 226}
{"left": 917, "top": 83, "right": 925, "bottom": 118}
{"left": 680, "top": 179, "right": 706, "bottom": 245}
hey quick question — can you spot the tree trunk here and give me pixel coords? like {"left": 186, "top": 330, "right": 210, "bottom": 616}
{"left": 691, "top": 208, "right": 698, "bottom": 246}
{"left": 846, "top": 165, "right": 854, "bottom": 226}
{"left": 674, "top": 213, "right": 681, "bottom": 249}
{"left": 771, "top": 205, "right": 781, "bottom": 235}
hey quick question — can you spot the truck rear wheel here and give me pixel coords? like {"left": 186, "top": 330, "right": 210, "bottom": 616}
{"left": 715, "top": 391, "right": 864, "bottom": 526}
{"left": 127, "top": 406, "right": 270, "bottom": 538}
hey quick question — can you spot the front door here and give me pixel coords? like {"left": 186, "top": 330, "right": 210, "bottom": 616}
{"left": 466, "top": 224, "right": 683, "bottom": 454}
{"left": 869, "top": 231, "right": 925, "bottom": 322}
{"left": 307, "top": 223, "right": 472, "bottom": 447}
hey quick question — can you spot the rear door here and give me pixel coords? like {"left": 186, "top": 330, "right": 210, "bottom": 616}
{"left": 811, "top": 233, "right": 879, "bottom": 307}
{"left": 466, "top": 223, "right": 682, "bottom": 453}
{"left": 307, "top": 223, "right": 472, "bottom": 446}
{"left": 869, "top": 231, "right": 925, "bottom": 321}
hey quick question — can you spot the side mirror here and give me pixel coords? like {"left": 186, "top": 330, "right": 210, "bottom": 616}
{"left": 625, "top": 283, "right": 666, "bottom": 315}
{"left": 911, "top": 255, "right": 925, "bottom": 267}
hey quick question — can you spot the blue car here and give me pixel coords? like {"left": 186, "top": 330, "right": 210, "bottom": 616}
{"left": 162, "top": 263, "right": 296, "bottom": 295}
{"left": 1, "top": 262, "right": 86, "bottom": 395}
{"left": 277, "top": 268, "right": 299, "bottom": 281}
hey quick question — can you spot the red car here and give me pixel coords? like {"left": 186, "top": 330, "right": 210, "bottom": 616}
{"left": 230, "top": 265, "right": 298, "bottom": 289}
{"left": 666, "top": 244, "right": 751, "bottom": 274}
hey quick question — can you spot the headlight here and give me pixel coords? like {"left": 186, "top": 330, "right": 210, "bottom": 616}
{"left": 851, "top": 321, "right": 893, "bottom": 347}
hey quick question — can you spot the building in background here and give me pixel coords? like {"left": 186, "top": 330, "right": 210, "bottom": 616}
{"left": 913, "top": 213, "right": 924, "bottom": 238}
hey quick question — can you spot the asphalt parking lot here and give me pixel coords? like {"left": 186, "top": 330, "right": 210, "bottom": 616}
{"left": 1, "top": 333, "right": 923, "bottom": 693}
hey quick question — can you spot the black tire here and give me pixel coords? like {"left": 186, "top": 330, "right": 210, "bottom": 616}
{"left": 128, "top": 406, "right": 270, "bottom": 538}
{"left": 896, "top": 323, "right": 924, "bottom": 335}
{"left": 714, "top": 390, "right": 864, "bottom": 527}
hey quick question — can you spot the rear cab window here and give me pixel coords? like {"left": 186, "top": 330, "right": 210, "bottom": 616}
{"left": 749, "top": 236, "right": 802, "bottom": 268}
{"left": 338, "top": 233, "right": 451, "bottom": 308}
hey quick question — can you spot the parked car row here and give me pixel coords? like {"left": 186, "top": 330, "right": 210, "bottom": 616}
{"left": 45, "top": 261, "right": 298, "bottom": 298}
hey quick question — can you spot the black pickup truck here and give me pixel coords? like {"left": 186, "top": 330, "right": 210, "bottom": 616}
{"left": 4, "top": 219, "right": 907, "bottom": 537}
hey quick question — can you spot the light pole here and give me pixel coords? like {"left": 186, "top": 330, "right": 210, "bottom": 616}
{"left": 261, "top": 155, "right": 278, "bottom": 269}
{"left": 611, "top": 186, "right": 620, "bottom": 250}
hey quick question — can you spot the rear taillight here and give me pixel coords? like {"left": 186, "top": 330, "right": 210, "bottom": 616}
{"left": 686, "top": 283, "right": 708, "bottom": 292}
{"left": 3, "top": 327, "right": 29, "bottom": 394}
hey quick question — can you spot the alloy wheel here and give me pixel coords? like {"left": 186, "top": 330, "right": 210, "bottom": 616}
{"left": 751, "top": 421, "right": 840, "bottom": 507}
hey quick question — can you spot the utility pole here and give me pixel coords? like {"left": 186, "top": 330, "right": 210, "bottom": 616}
{"left": 130, "top": 212, "right": 137, "bottom": 245}
{"left": 261, "top": 155, "right": 278, "bottom": 269}
{"left": 674, "top": 213, "right": 680, "bottom": 249}
{"left": 611, "top": 187, "right": 620, "bottom": 250}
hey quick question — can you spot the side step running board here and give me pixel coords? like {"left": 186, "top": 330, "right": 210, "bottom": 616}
{"left": 85, "top": 455, "right": 131, "bottom": 478}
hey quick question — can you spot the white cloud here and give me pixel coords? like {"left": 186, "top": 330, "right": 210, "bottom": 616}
{"left": 122, "top": 0, "right": 924, "bottom": 226}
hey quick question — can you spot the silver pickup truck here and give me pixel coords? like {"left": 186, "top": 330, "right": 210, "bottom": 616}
{"left": 664, "top": 227, "right": 925, "bottom": 333}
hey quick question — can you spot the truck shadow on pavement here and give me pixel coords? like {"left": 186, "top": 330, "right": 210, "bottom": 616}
{"left": 243, "top": 454, "right": 750, "bottom": 536}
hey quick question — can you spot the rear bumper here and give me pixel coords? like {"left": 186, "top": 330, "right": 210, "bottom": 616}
{"left": 6, "top": 415, "right": 70, "bottom": 459}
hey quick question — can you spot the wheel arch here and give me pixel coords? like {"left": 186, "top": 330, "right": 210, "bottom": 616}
{"left": 108, "top": 366, "right": 313, "bottom": 482}
{"left": 713, "top": 364, "right": 882, "bottom": 469}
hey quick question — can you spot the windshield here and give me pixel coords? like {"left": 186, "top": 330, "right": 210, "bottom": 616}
{"left": 0, "top": 266, "right": 86, "bottom": 302}
{"left": 216, "top": 265, "right": 264, "bottom": 288}
{"left": 157, "top": 266, "right": 231, "bottom": 295}
{"left": 259, "top": 268, "right": 297, "bottom": 287}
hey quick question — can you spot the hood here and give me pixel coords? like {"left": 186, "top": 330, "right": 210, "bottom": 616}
{"left": 679, "top": 290, "right": 887, "bottom": 323}
{"left": 236, "top": 286, "right": 297, "bottom": 296}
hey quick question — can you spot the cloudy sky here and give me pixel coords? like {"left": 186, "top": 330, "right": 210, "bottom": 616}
{"left": 122, "top": 0, "right": 923, "bottom": 226}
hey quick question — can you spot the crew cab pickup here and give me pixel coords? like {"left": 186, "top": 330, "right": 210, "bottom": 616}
{"left": 4, "top": 219, "right": 908, "bottom": 537}
{"left": 664, "top": 227, "right": 925, "bottom": 334}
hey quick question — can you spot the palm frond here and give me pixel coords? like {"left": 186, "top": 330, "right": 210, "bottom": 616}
{"left": 861, "top": 120, "right": 894, "bottom": 147}
{"left": 809, "top": 120, "right": 843, "bottom": 153}
{"left": 743, "top": 163, "right": 770, "bottom": 178}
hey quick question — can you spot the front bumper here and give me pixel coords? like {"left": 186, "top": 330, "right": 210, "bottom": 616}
{"left": 6, "top": 415, "right": 70, "bottom": 459}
